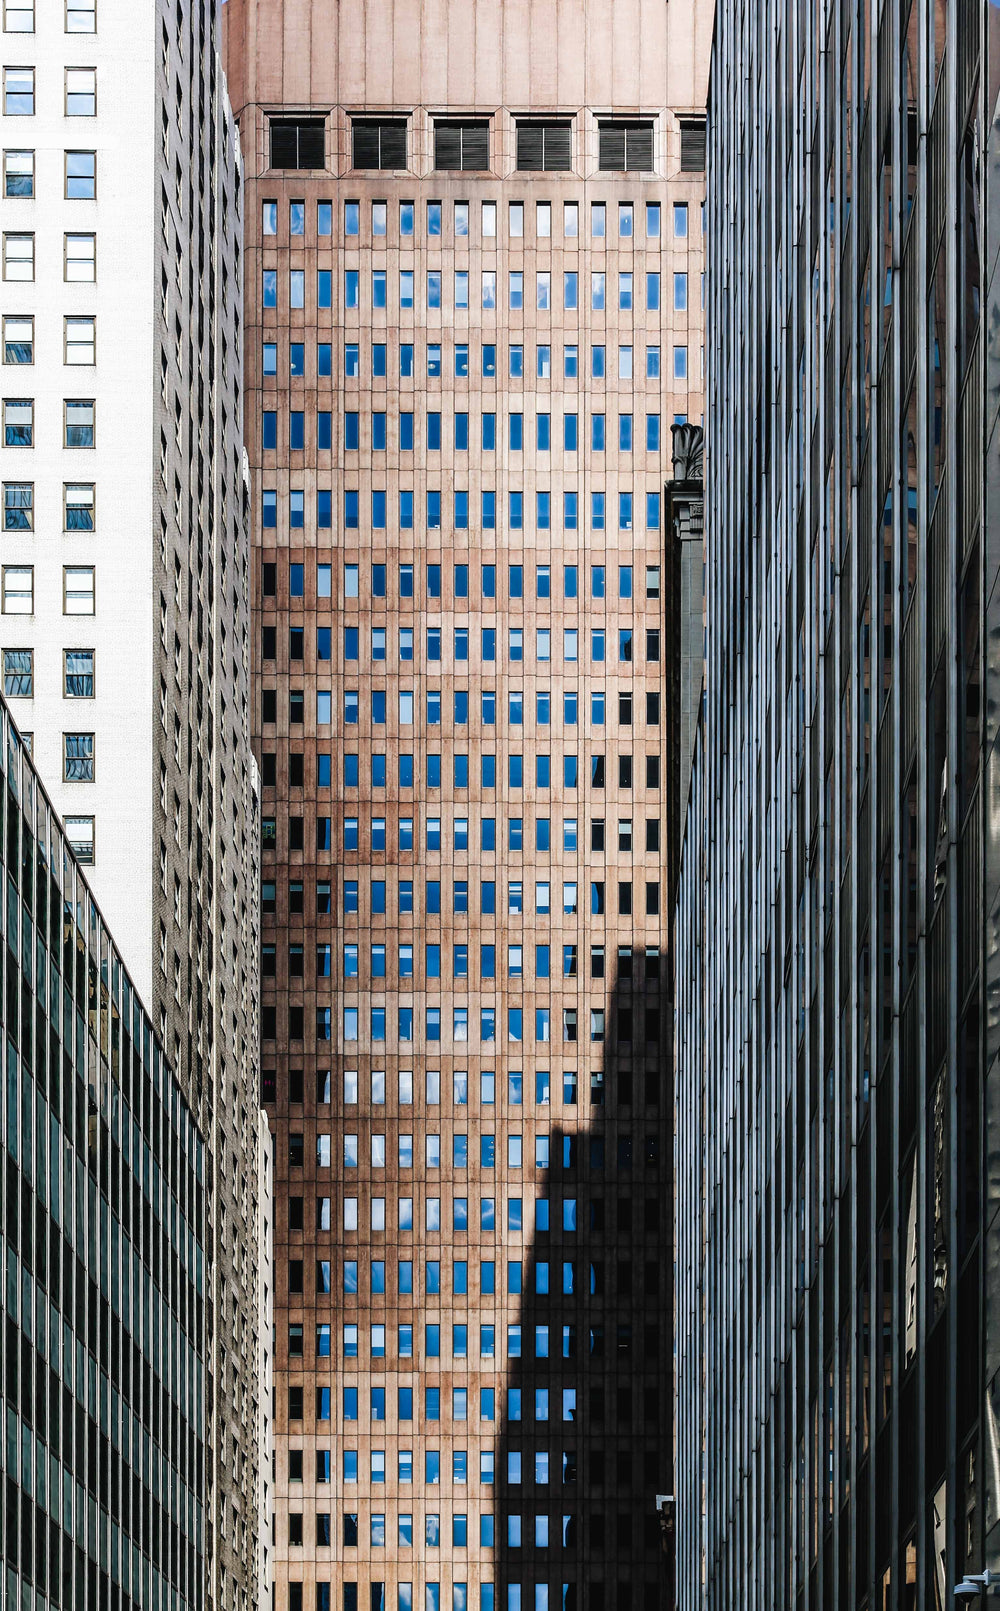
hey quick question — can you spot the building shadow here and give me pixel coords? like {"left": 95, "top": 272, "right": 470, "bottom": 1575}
{"left": 495, "top": 959, "right": 674, "bottom": 1611}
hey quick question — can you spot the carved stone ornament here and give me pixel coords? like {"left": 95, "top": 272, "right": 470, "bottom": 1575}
{"left": 671, "top": 420, "right": 704, "bottom": 482}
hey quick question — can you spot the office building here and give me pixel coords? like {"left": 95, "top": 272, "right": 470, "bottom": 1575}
{"left": 0, "top": 2, "right": 268, "bottom": 1607}
{"left": 675, "top": 1, "right": 996, "bottom": 1605}
{"left": 0, "top": 695, "right": 206, "bottom": 1609}
{"left": 222, "top": 1, "right": 710, "bottom": 1607}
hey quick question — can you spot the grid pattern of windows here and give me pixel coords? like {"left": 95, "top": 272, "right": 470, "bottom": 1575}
{"left": 244, "top": 61, "right": 705, "bottom": 1611}
{"left": 675, "top": 2, "right": 992, "bottom": 1608}
{"left": 0, "top": 698, "right": 205, "bottom": 1609}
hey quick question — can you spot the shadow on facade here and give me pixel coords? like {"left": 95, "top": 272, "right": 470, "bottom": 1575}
{"left": 495, "top": 960, "right": 674, "bottom": 1611}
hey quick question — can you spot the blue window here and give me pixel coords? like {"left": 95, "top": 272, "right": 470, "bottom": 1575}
{"left": 428, "top": 412, "right": 442, "bottom": 450}
{"left": 373, "top": 343, "right": 386, "bottom": 376}
{"left": 400, "top": 490, "right": 413, "bottom": 528}
{"left": 372, "top": 490, "right": 386, "bottom": 528}
{"left": 262, "top": 270, "right": 276, "bottom": 307}
{"left": 400, "top": 412, "right": 414, "bottom": 450}
{"left": 591, "top": 492, "right": 605, "bottom": 530}
{"left": 536, "top": 492, "right": 550, "bottom": 529}
{"left": 537, "top": 413, "right": 550, "bottom": 451}
{"left": 564, "top": 413, "right": 578, "bottom": 451}
{"left": 317, "top": 628, "right": 331, "bottom": 659}
{"left": 262, "top": 411, "right": 277, "bottom": 449}
{"left": 455, "top": 490, "right": 468, "bottom": 528}
{"left": 373, "top": 412, "right": 387, "bottom": 451}
{"left": 482, "top": 413, "right": 496, "bottom": 450}
{"left": 262, "top": 490, "right": 276, "bottom": 528}
{"left": 455, "top": 412, "right": 469, "bottom": 450}
{"left": 565, "top": 491, "right": 578, "bottom": 529}
{"left": 318, "top": 342, "right": 332, "bottom": 376}
{"left": 509, "top": 413, "right": 523, "bottom": 451}
{"left": 428, "top": 491, "right": 441, "bottom": 528}
{"left": 290, "top": 411, "right": 304, "bottom": 450}
{"left": 509, "top": 492, "right": 523, "bottom": 529}
{"left": 345, "top": 269, "right": 359, "bottom": 307}
{"left": 317, "top": 489, "right": 331, "bottom": 528}
{"left": 345, "top": 490, "right": 359, "bottom": 528}
{"left": 619, "top": 413, "right": 632, "bottom": 451}
{"left": 318, "top": 269, "right": 331, "bottom": 307}
{"left": 646, "top": 491, "right": 661, "bottom": 529}
{"left": 619, "top": 492, "right": 633, "bottom": 530}
{"left": 646, "top": 413, "right": 660, "bottom": 451}
{"left": 592, "top": 414, "right": 605, "bottom": 451}
{"left": 318, "top": 411, "right": 331, "bottom": 449}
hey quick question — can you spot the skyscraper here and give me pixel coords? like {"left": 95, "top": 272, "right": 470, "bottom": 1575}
{"left": 0, "top": 694, "right": 206, "bottom": 1609}
{"left": 676, "top": 1, "right": 996, "bottom": 1605}
{"left": 0, "top": 1, "right": 268, "bottom": 1606}
{"left": 222, "top": 2, "right": 710, "bottom": 1607}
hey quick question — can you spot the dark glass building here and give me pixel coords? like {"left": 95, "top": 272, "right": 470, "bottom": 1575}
{"left": 0, "top": 698, "right": 206, "bottom": 1609}
{"left": 676, "top": 0, "right": 998, "bottom": 1606}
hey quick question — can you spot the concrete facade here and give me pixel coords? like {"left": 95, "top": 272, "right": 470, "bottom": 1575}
{"left": 223, "top": 1, "right": 710, "bottom": 1607}
{"left": 0, "top": 2, "right": 268, "bottom": 1607}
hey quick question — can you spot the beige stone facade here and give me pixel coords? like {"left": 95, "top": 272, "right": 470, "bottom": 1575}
{"left": 223, "top": 3, "right": 709, "bottom": 1607}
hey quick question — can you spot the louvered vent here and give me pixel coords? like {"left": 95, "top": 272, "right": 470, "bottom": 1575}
{"left": 516, "top": 122, "right": 572, "bottom": 171}
{"left": 351, "top": 119, "right": 407, "bottom": 170}
{"left": 434, "top": 121, "right": 490, "bottom": 170}
{"left": 680, "top": 118, "right": 707, "bottom": 172}
{"left": 598, "top": 122, "right": 653, "bottom": 172}
{"left": 269, "top": 119, "right": 326, "bottom": 170}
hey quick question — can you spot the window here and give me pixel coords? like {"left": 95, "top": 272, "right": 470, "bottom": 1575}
{"left": 64, "top": 399, "right": 94, "bottom": 446}
{"left": 434, "top": 121, "right": 489, "bottom": 170}
{"left": 63, "top": 731, "right": 93, "bottom": 780}
{"left": 65, "top": 67, "right": 96, "bottom": 115}
{"left": 351, "top": 119, "right": 406, "bottom": 170}
{"left": 598, "top": 121, "right": 653, "bottom": 170}
{"left": 3, "top": 315, "right": 30, "bottom": 362}
{"left": 2, "top": 646, "right": 30, "bottom": 694}
{"left": 270, "top": 118, "right": 325, "bottom": 169}
{"left": 3, "top": 65, "right": 32, "bottom": 112}
{"left": 1, "top": 564, "right": 30, "bottom": 611}
{"left": 63, "top": 648, "right": 93, "bottom": 696}
{"left": 65, "top": 149, "right": 95, "bottom": 197}
{"left": 3, "top": 396, "right": 30, "bottom": 446}
{"left": 3, "top": 148, "right": 31, "bottom": 196}
{"left": 64, "top": 816, "right": 93, "bottom": 862}
{"left": 66, "top": 0, "right": 96, "bottom": 29}
{"left": 63, "top": 565, "right": 94, "bottom": 613}
{"left": 515, "top": 121, "right": 571, "bottom": 170}
{"left": 65, "top": 317, "right": 95, "bottom": 364}
{"left": 680, "top": 117, "right": 707, "bottom": 171}
{"left": 64, "top": 232, "right": 96, "bottom": 281}
{"left": 3, "top": 231, "right": 32, "bottom": 279}
{"left": 3, "top": 480, "right": 30, "bottom": 528}
{"left": 64, "top": 482, "right": 93, "bottom": 531}
{"left": 4, "top": 1, "right": 33, "bottom": 30}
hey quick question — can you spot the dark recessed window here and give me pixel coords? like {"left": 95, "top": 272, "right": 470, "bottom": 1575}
{"left": 516, "top": 121, "right": 572, "bottom": 171}
{"left": 269, "top": 118, "right": 326, "bottom": 170}
{"left": 598, "top": 121, "right": 654, "bottom": 172}
{"left": 679, "top": 118, "right": 707, "bottom": 172}
{"left": 434, "top": 120, "right": 489, "bottom": 171}
{"left": 351, "top": 119, "right": 407, "bottom": 170}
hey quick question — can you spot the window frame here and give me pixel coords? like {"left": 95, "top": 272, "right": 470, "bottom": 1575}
{"left": 64, "top": 229, "right": 96, "bottom": 281}
{"left": 64, "top": 147, "right": 96, "bottom": 198}
{"left": 64, "top": 397, "right": 95, "bottom": 448}
{"left": 63, "top": 480, "right": 94, "bottom": 531}
{"left": 64, "top": 815, "right": 95, "bottom": 863}
{"left": 64, "top": 66, "right": 96, "bottom": 115}
{"left": 3, "top": 146, "right": 33, "bottom": 196}
{"left": 597, "top": 119, "right": 655, "bottom": 173}
{"left": 65, "top": 0, "right": 96, "bottom": 31}
{"left": 1, "top": 563, "right": 32, "bottom": 613}
{"left": 62, "top": 563, "right": 95, "bottom": 615}
{"left": 62, "top": 730, "right": 94, "bottom": 781}
{"left": 63, "top": 646, "right": 94, "bottom": 697}
{"left": 3, "top": 313, "right": 31, "bottom": 363}
{"left": 2, "top": 230, "right": 33, "bottom": 280}
{"left": 64, "top": 315, "right": 96, "bottom": 365}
